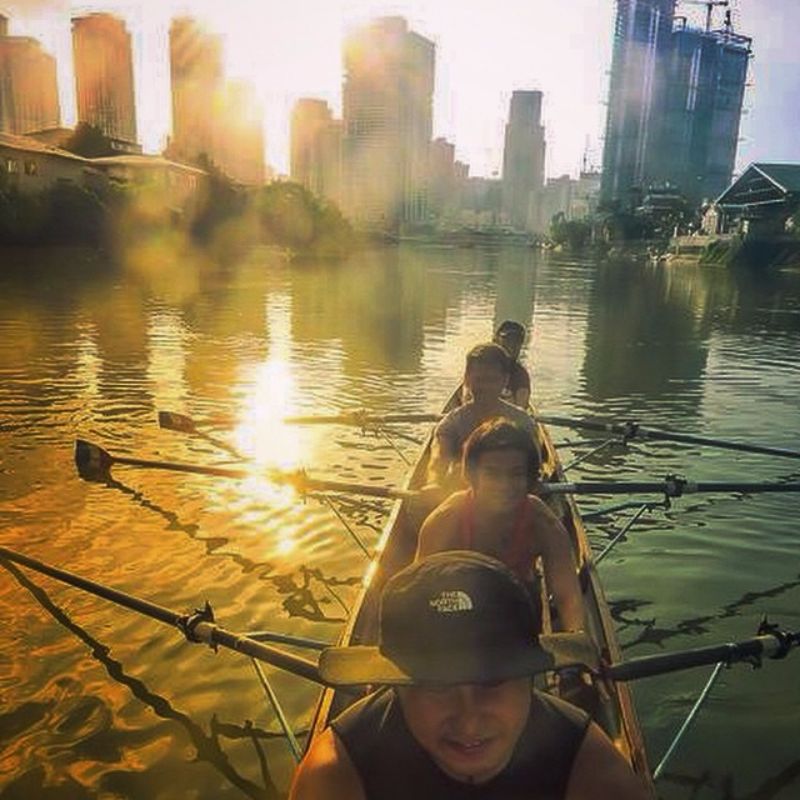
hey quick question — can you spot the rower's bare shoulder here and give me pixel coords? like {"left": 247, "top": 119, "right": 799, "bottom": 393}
{"left": 565, "top": 722, "right": 652, "bottom": 800}
{"left": 289, "top": 728, "right": 365, "bottom": 800}
{"left": 527, "top": 493, "right": 563, "bottom": 525}
{"left": 417, "top": 491, "right": 467, "bottom": 556}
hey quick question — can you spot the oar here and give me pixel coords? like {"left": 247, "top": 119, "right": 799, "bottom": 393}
{"left": 75, "top": 442, "right": 800, "bottom": 500}
{"left": 605, "top": 620, "right": 800, "bottom": 682}
{"left": 3, "top": 546, "right": 799, "bottom": 688}
{"left": 158, "top": 411, "right": 243, "bottom": 460}
{"left": 285, "top": 409, "right": 800, "bottom": 461}
{"left": 74, "top": 439, "right": 416, "bottom": 501}
{"left": 0, "top": 545, "right": 326, "bottom": 686}
{"left": 537, "top": 415, "right": 800, "bottom": 461}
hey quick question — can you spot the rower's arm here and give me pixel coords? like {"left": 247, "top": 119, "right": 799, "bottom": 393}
{"left": 512, "top": 385, "right": 531, "bottom": 409}
{"left": 289, "top": 728, "right": 366, "bottom": 800}
{"left": 565, "top": 722, "right": 652, "bottom": 800}
{"left": 427, "top": 427, "right": 458, "bottom": 486}
{"left": 533, "top": 499, "right": 585, "bottom": 632}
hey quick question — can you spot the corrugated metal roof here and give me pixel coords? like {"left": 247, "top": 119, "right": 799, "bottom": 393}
{"left": 752, "top": 163, "right": 800, "bottom": 194}
{"left": 716, "top": 162, "right": 800, "bottom": 206}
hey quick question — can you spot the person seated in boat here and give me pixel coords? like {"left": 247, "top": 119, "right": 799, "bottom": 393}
{"left": 460, "top": 321, "right": 531, "bottom": 408}
{"left": 289, "top": 552, "right": 649, "bottom": 800}
{"left": 427, "top": 342, "right": 537, "bottom": 493}
{"left": 417, "top": 418, "right": 584, "bottom": 632}
{"left": 495, "top": 320, "right": 531, "bottom": 408}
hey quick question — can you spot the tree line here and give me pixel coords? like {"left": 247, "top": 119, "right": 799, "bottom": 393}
{"left": 0, "top": 124, "right": 354, "bottom": 260}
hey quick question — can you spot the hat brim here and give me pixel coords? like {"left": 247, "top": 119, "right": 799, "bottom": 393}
{"left": 318, "top": 632, "right": 599, "bottom": 686}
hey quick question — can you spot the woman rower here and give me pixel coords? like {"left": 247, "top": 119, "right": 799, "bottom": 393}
{"left": 416, "top": 417, "right": 585, "bottom": 632}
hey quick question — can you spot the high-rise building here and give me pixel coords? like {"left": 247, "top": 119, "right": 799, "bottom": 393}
{"left": 72, "top": 13, "right": 137, "bottom": 143}
{"left": 428, "top": 137, "right": 459, "bottom": 220}
{"left": 342, "top": 16, "right": 435, "bottom": 230}
{"left": 601, "top": 0, "right": 750, "bottom": 207}
{"left": 658, "top": 21, "right": 751, "bottom": 203}
{"left": 0, "top": 15, "right": 60, "bottom": 135}
{"left": 501, "top": 90, "right": 546, "bottom": 231}
{"left": 215, "top": 80, "right": 265, "bottom": 185}
{"left": 291, "top": 98, "right": 342, "bottom": 202}
{"left": 169, "top": 16, "right": 223, "bottom": 165}
{"left": 600, "top": 0, "right": 676, "bottom": 206}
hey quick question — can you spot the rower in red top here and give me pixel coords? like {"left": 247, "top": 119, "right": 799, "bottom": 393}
{"left": 417, "top": 417, "right": 585, "bottom": 632}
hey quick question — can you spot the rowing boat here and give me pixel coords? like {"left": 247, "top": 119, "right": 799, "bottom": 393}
{"left": 305, "top": 392, "right": 656, "bottom": 795}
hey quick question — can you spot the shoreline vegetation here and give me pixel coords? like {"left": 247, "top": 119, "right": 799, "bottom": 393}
{"left": 0, "top": 160, "right": 356, "bottom": 263}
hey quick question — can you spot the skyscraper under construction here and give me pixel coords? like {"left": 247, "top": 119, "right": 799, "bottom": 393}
{"left": 601, "top": 0, "right": 751, "bottom": 207}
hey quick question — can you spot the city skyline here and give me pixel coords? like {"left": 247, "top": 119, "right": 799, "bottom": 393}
{"left": 4, "top": 0, "right": 800, "bottom": 179}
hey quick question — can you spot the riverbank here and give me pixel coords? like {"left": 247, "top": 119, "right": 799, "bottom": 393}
{"left": 663, "top": 233, "right": 800, "bottom": 269}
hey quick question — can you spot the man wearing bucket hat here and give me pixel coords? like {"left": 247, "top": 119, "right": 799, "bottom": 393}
{"left": 289, "top": 552, "right": 648, "bottom": 799}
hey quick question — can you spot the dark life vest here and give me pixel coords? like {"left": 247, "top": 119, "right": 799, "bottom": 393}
{"left": 332, "top": 688, "right": 590, "bottom": 800}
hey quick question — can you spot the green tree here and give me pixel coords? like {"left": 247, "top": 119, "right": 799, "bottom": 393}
{"left": 550, "top": 214, "right": 592, "bottom": 250}
{"left": 189, "top": 158, "right": 248, "bottom": 243}
{"left": 63, "top": 122, "right": 116, "bottom": 158}
{"left": 256, "top": 182, "right": 353, "bottom": 259}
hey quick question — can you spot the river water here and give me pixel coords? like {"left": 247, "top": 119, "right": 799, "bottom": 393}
{"left": 0, "top": 243, "right": 798, "bottom": 799}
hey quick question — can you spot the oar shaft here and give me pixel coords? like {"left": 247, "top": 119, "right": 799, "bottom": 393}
{"left": 300, "top": 476, "right": 415, "bottom": 500}
{"left": 536, "top": 415, "right": 800, "bottom": 460}
{"left": 192, "top": 623, "right": 322, "bottom": 684}
{"left": 0, "top": 546, "right": 180, "bottom": 626}
{"left": 607, "top": 633, "right": 794, "bottom": 682}
{"left": 112, "top": 455, "right": 249, "bottom": 480}
{"left": 0, "top": 546, "right": 325, "bottom": 686}
{"left": 632, "top": 428, "right": 800, "bottom": 459}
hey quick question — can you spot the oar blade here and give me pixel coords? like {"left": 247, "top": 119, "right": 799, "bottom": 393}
{"left": 74, "top": 439, "right": 113, "bottom": 481}
{"left": 158, "top": 410, "right": 197, "bottom": 434}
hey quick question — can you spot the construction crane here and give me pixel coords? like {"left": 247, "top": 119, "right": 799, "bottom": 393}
{"left": 680, "top": 0, "right": 729, "bottom": 32}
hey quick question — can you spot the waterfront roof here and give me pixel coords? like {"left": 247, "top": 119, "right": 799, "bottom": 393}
{"left": 716, "top": 163, "right": 800, "bottom": 208}
{"left": 89, "top": 154, "right": 207, "bottom": 175}
{"left": 0, "top": 131, "right": 88, "bottom": 163}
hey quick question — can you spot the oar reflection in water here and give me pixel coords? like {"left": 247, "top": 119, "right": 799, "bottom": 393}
{"left": 0, "top": 558, "right": 283, "bottom": 800}
{"left": 610, "top": 573, "right": 800, "bottom": 651}
{"left": 660, "top": 757, "right": 800, "bottom": 799}
{"left": 87, "top": 471, "right": 359, "bottom": 624}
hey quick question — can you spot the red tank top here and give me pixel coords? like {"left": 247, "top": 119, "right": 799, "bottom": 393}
{"left": 461, "top": 490, "right": 534, "bottom": 581}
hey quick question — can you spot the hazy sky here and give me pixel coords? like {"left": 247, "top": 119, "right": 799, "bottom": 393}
{"left": 5, "top": 0, "right": 800, "bottom": 178}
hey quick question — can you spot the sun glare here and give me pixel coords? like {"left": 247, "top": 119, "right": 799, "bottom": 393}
{"left": 235, "top": 357, "right": 301, "bottom": 470}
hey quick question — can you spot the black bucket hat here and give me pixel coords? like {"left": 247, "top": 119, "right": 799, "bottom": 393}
{"left": 319, "top": 551, "right": 596, "bottom": 685}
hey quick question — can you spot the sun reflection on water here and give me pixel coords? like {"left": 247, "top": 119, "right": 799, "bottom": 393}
{"left": 227, "top": 357, "right": 309, "bottom": 555}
